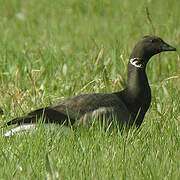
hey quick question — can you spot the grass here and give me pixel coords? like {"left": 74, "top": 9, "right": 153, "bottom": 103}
{"left": 0, "top": 0, "right": 180, "bottom": 179}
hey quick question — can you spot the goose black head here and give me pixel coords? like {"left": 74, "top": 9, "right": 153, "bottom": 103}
{"left": 130, "top": 36, "right": 176, "bottom": 66}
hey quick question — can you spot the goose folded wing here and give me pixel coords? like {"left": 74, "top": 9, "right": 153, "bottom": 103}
{"left": 6, "top": 93, "right": 130, "bottom": 127}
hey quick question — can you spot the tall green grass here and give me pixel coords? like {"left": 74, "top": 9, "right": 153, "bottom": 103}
{"left": 0, "top": 0, "right": 179, "bottom": 179}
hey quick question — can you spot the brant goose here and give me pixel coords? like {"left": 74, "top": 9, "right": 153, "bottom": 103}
{"left": 4, "top": 36, "right": 176, "bottom": 136}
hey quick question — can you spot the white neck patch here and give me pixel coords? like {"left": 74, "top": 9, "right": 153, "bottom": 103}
{"left": 130, "top": 58, "right": 144, "bottom": 68}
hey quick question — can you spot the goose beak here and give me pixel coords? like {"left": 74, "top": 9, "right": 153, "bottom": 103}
{"left": 162, "top": 42, "right": 176, "bottom": 51}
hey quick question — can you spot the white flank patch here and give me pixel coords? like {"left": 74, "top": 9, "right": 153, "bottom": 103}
{"left": 4, "top": 124, "right": 62, "bottom": 137}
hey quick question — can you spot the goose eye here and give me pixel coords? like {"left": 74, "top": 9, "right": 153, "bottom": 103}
{"left": 151, "top": 39, "right": 159, "bottom": 43}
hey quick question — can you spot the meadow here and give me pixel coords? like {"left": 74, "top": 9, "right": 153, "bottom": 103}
{"left": 0, "top": 0, "right": 179, "bottom": 179}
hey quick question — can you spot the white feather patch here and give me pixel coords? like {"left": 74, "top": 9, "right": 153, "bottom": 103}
{"left": 4, "top": 124, "right": 62, "bottom": 137}
{"left": 130, "top": 58, "right": 143, "bottom": 68}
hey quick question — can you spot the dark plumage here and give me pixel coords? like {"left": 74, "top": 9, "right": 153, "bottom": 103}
{"left": 5, "top": 36, "right": 176, "bottom": 135}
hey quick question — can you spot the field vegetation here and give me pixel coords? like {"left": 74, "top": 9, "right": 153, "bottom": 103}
{"left": 0, "top": 0, "right": 179, "bottom": 179}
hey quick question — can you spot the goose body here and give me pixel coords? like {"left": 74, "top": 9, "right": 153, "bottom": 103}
{"left": 4, "top": 36, "right": 176, "bottom": 136}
